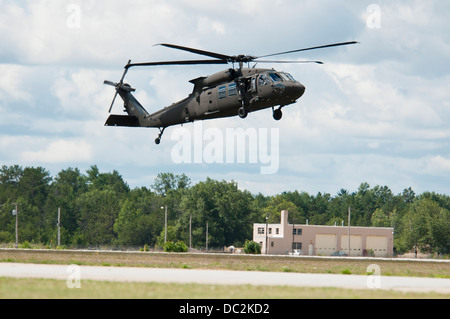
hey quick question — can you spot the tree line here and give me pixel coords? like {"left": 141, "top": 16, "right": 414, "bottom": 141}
{"left": 0, "top": 165, "right": 448, "bottom": 255}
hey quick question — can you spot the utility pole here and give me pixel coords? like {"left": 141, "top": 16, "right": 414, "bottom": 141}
{"left": 189, "top": 214, "right": 192, "bottom": 249}
{"left": 161, "top": 205, "right": 168, "bottom": 245}
{"left": 165, "top": 205, "right": 167, "bottom": 244}
{"left": 265, "top": 215, "right": 268, "bottom": 255}
{"left": 348, "top": 206, "right": 351, "bottom": 256}
{"left": 206, "top": 222, "right": 209, "bottom": 252}
{"left": 57, "top": 207, "right": 61, "bottom": 247}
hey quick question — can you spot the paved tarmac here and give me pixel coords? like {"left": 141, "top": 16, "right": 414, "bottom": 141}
{"left": 1, "top": 262, "right": 449, "bottom": 294}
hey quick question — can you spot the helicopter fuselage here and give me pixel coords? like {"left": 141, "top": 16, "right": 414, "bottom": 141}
{"left": 108, "top": 68, "right": 305, "bottom": 133}
{"left": 104, "top": 41, "right": 357, "bottom": 144}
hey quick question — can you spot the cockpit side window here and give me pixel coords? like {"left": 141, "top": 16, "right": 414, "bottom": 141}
{"left": 279, "top": 73, "right": 291, "bottom": 81}
{"left": 258, "top": 74, "right": 269, "bottom": 86}
{"left": 285, "top": 73, "right": 297, "bottom": 82}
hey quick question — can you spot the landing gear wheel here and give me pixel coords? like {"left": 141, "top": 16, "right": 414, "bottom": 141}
{"left": 155, "top": 127, "right": 166, "bottom": 145}
{"left": 238, "top": 107, "right": 248, "bottom": 119}
{"left": 273, "top": 108, "right": 282, "bottom": 121}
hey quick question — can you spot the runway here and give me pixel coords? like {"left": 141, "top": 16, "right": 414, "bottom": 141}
{"left": 1, "top": 263, "right": 449, "bottom": 294}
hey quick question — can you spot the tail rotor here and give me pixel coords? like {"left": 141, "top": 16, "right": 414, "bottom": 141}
{"left": 104, "top": 60, "right": 133, "bottom": 113}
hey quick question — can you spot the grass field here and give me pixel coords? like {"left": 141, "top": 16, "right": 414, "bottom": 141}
{"left": 0, "top": 277, "right": 447, "bottom": 299}
{"left": 0, "top": 249, "right": 449, "bottom": 299}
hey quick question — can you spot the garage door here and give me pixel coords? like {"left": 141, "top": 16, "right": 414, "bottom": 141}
{"left": 315, "top": 234, "right": 336, "bottom": 256}
{"left": 366, "top": 236, "right": 388, "bottom": 257}
{"left": 341, "top": 235, "right": 362, "bottom": 256}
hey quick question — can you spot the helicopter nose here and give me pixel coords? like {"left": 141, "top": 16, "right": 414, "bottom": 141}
{"left": 283, "top": 82, "right": 305, "bottom": 101}
{"left": 294, "top": 82, "right": 305, "bottom": 99}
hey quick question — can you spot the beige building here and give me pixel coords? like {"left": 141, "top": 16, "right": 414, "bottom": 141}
{"left": 253, "top": 210, "right": 394, "bottom": 257}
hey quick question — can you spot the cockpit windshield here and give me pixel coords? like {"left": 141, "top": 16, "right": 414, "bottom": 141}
{"left": 267, "top": 72, "right": 297, "bottom": 83}
{"left": 268, "top": 72, "right": 282, "bottom": 83}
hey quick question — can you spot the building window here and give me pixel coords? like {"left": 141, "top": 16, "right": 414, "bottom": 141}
{"left": 269, "top": 228, "right": 272, "bottom": 235}
{"left": 293, "top": 228, "right": 302, "bottom": 235}
{"left": 271, "top": 241, "right": 274, "bottom": 247}
{"left": 292, "top": 242, "right": 302, "bottom": 250}
{"left": 276, "top": 228, "right": 279, "bottom": 234}
{"left": 257, "top": 227, "right": 264, "bottom": 235}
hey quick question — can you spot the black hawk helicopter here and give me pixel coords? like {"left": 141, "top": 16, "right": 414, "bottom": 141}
{"left": 104, "top": 41, "right": 358, "bottom": 144}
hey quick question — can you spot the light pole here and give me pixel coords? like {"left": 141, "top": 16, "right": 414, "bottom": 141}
{"left": 57, "top": 207, "right": 61, "bottom": 247}
{"left": 161, "top": 205, "right": 167, "bottom": 245}
{"left": 189, "top": 214, "right": 192, "bottom": 249}
{"left": 11, "top": 203, "right": 18, "bottom": 248}
{"left": 348, "top": 206, "right": 351, "bottom": 256}
{"left": 265, "top": 215, "right": 268, "bottom": 255}
{"left": 206, "top": 221, "right": 209, "bottom": 252}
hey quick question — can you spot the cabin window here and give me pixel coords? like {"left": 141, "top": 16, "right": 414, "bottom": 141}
{"left": 218, "top": 86, "right": 226, "bottom": 99}
{"left": 228, "top": 83, "right": 237, "bottom": 96}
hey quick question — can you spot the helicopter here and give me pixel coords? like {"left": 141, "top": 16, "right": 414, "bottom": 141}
{"left": 104, "top": 41, "right": 358, "bottom": 144}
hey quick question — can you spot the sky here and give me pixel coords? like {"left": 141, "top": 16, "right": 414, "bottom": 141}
{"left": 0, "top": 0, "right": 449, "bottom": 196}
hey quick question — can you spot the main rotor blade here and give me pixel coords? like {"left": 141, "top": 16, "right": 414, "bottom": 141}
{"left": 255, "top": 60, "right": 324, "bottom": 64}
{"left": 257, "top": 41, "right": 359, "bottom": 59}
{"left": 156, "top": 43, "right": 232, "bottom": 61}
{"left": 127, "top": 59, "right": 228, "bottom": 69}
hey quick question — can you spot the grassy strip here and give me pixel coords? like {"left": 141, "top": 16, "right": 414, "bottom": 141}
{"left": 0, "top": 249, "right": 449, "bottom": 278}
{"left": 0, "top": 277, "right": 447, "bottom": 299}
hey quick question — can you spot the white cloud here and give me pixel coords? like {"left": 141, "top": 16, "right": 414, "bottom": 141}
{"left": 0, "top": 65, "right": 34, "bottom": 105}
{"left": 0, "top": 0, "right": 449, "bottom": 195}
{"left": 21, "top": 139, "right": 93, "bottom": 164}
{"left": 423, "top": 155, "right": 450, "bottom": 176}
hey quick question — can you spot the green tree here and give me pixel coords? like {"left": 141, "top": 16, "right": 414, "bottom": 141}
{"left": 371, "top": 208, "right": 390, "bottom": 227}
{"left": 262, "top": 195, "right": 300, "bottom": 224}
{"left": 244, "top": 240, "right": 261, "bottom": 254}
{"left": 156, "top": 225, "right": 177, "bottom": 248}
{"left": 398, "top": 198, "right": 448, "bottom": 255}
{"left": 76, "top": 189, "right": 121, "bottom": 246}
{"left": 0, "top": 165, "right": 23, "bottom": 203}
{"left": 164, "top": 240, "right": 188, "bottom": 252}
{"left": 114, "top": 199, "right": 153, "bottom": 246}
{"left": 177, "top": 178, "right": 255, "bottom": 248}
{"left": 44, "top": 167, "right": 88, "bottom": 245}
{"left": 86, "top": 165, "right": 129, "bottom": 195}
{"left": 152, "top": 172, "right": 190, "bottom": 195}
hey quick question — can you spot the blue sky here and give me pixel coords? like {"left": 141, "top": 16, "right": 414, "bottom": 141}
{"left": 0, "top": 0, "right": 449, "bottom": 196}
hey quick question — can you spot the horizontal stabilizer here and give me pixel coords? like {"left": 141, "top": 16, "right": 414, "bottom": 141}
{"left": 105, "top": 115, "right": 140, "bottom": 127}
